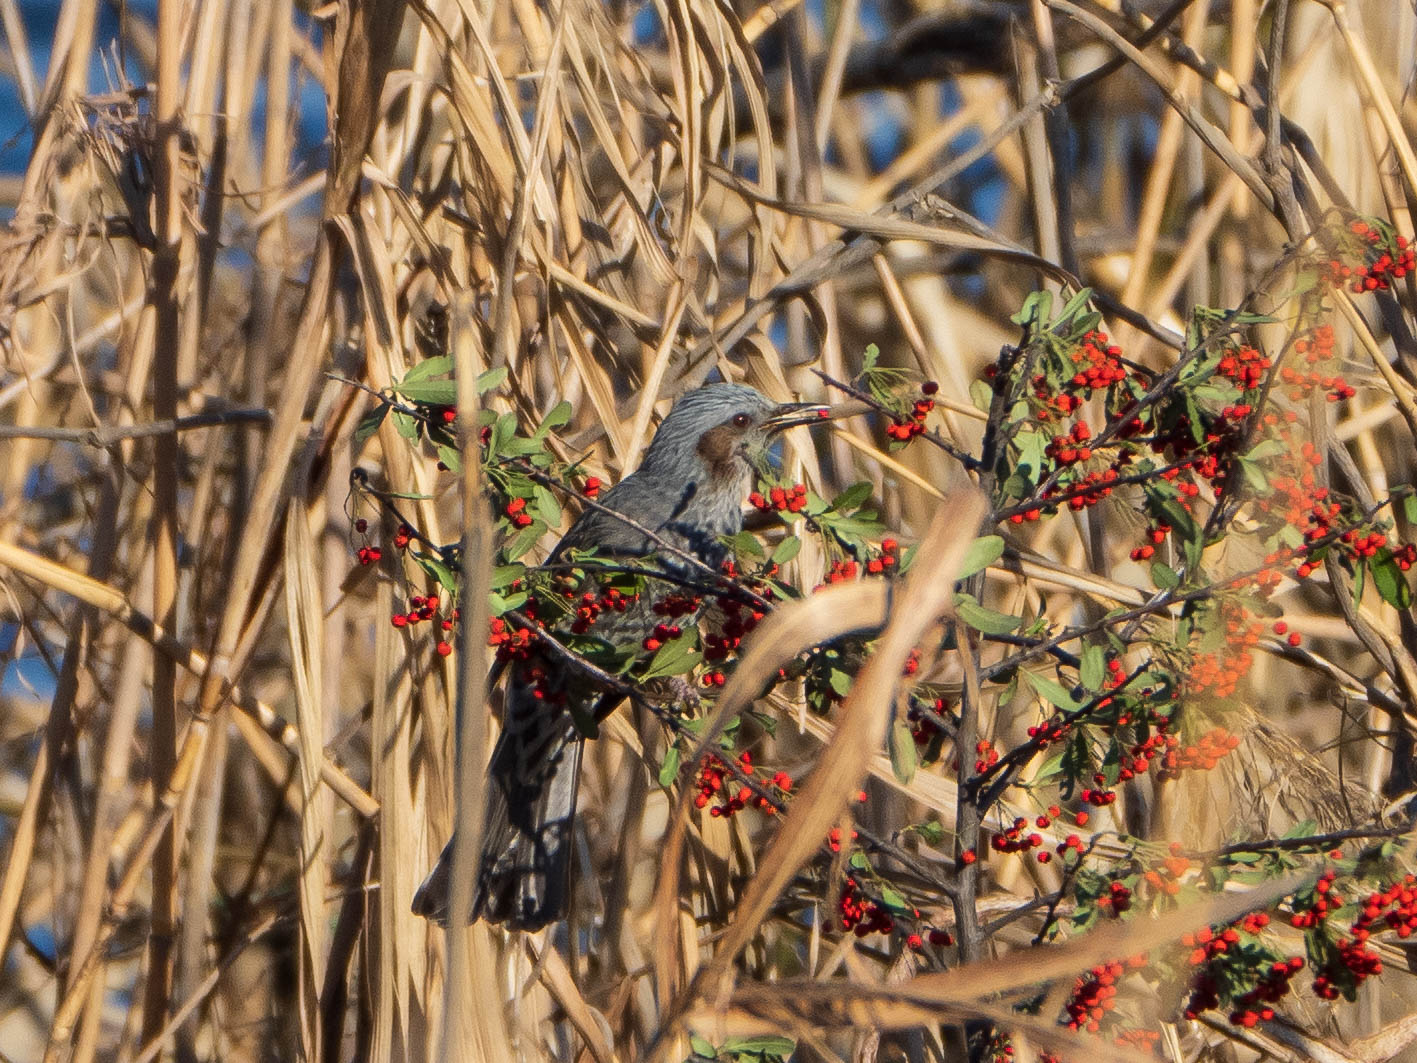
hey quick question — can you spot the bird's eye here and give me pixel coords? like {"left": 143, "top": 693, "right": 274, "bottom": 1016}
{"left": 732, "top": 412, "right": 752, "bottom": 428}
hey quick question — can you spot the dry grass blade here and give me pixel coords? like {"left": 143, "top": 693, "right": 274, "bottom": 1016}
{"left": 283, "top": 506, "right": 330, "bottom": 1046}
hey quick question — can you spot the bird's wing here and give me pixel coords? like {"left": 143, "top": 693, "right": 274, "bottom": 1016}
{"left": 548, "top": 469, "right": 700, "bottom": 561}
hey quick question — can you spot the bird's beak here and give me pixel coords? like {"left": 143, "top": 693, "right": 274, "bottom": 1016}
{"left": 763, "top": 401, "right": 832, "bottom": 433}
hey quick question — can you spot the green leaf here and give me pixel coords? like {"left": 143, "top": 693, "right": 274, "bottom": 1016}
{"left": 1151, "top": 494, "right": 1198, "bottom": 545}
{"left": 1014, "top": 430, "right": 1047, "bottom": 480}
{"left": 392, "top": 409, "right": 420, "bottom": 440}
{"left": 1192, "top": 381, "right": 1240, "bottom": 404}
{"left": 828, "top": 668, "right": 854, "bottom": 697}
{"left": 1403, "top": 491, "right": 1417, "bottom": 525}
{"left": 392, "top": 379, "right": 458, "bottom": 405}
{"left": 1011, "top": 289, "right": 1053, "bottom": 329}
{"left": 401, "top": 355, "right": 453, "bottom": 383}
{"left": 1150, "top": 561, "right": 1180, "bottom": 590}
{"left": 1369, "top": 552, "right": 1413, "bottom": 608}
{"left": 1245, "top": 439, "right": 1287, "bottom": 461}
{"left": 476, "top": 366, "right": 508, "bottom": 394}
{"left": 354, "top": 404, "right": 387, "bottom": 446}
{"left": 955, "top": 595, "right": 1022, "bottom": 635}
{"left": 490, "top": 563, "right": 525, "bottom": 589}
{"left": 770, "top": 535, "right": 802, "bottom": 565}
{"left": 862, "top": 342, "right": 881, "bottom": 372}
{"left": 1225, "top": 850, "right": 1262, "bottom": 865}
{"left": 1033, "top": 747, "right": 1067, "bottom": 784}
{"left": 503, "top": 523, "right": 542, "bottom": 561}
{"left": 1001, "top": 472, "right": 1034, "bottom": 501}
{"left": 721, "top": 1036, "right": 796, "bottom": 1059}
{"left": 414, "top": 552, "right": 459, "bottom": 592}
{"left": 489, "top": 411, "right": 518, "bottom": 455}
{"left": 890, "top": 719, "right": 917, "bottom": 784}
{"left": 1181, "top": 390, "right": 1203, "bottom": 444}
{"left": 538, "top": 400, "right": 573, "bottom": 434}
{"left": 533, "top": 484, "right": 562, "bottom": 527}
{"left": 969, "top": 377, "right": 993, "bottom": 413}
{"left": 1238, "top": 456, "right": 1268, "bottom": 493}
{"left": 830, "top": 482, "right": 875, "bottom": 512}
{"left": 641, "top": 635, "right": 702, "bottom": 680}
{"left": 1057, "top": 286, "right": 1095, "bottom": 325}
{"left": 689, "top": 1035, "right": 716, "bottom": 1059}
{"left": 436, "top": 444, "right": 462, "bottom": 473}
{"left": 659, "top": 746, "right": 681, "bottom": 787}
{"left": 1080, "top": 645, "right": 1104, "bottom": 690}
{"left": 913, "top": 820, "right": 945, "bottom": 845}
{"left": 1024, "top": 670, "right": 1082, "bottom": 711}
{"left": 487, "top": 590, "right": 528, "bottom": 615}
{"left": 724, "top": 530, "right": 765, "bottom": 559}
{"left": 959, "top": 535, "right": 1005, "bottom": 579}
{"left": 878, "top": 886, "right": 912, "bottom": 913}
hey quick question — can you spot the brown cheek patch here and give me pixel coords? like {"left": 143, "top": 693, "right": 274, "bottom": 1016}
{"left": 696, "top": 424, "right": 741, "bottom": 471}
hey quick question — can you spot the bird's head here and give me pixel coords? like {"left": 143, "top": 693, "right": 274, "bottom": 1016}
{"left": 640, "top": 383, "right": 830, "bottom": 484}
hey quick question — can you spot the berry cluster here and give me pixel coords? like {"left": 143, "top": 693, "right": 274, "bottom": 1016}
{"left": 1182, "top": 913, "right": 1306, "bottom": 1028}
{"left": 1228, "top": 956, "right": 1305, "bottom": 1027}
{"left": 905, "top": 927, "right": 954, "bottom": 950}
{"left": 564, "top": 585, "right": 633, "bottom": 634}
{"left": 1128, "top": 522, "right": 1170, "bottom": 562}
{"left": 1214, "top": 344, "right": 1270, "bottom": 392}
{"left": 1140, "top": 843, "right": 1191, "bottom": 897}
{"left": 1186, "top": 601, "right": 1262, "bottom": 700}
{"left": 827, "top": 824, "right": 860, "bottom": 853}
{"left": 702, "top": 584, "right": 770, "bottom": 682}
{"left": 749, "top": 482, "right": 809, "bottom": 514}
{"left": 1322, "top": 218, "right": 1414, "bottom": 293}
{"left": 503, "top": 496, "right": 534, "bottom": 528}
{"left": 353, "top": 517, "right": 384, "bottom": 564}
{"left": 1079, "top": 775, "right": 1117, "bottom": 807}
{"left": 1025, "top": 329, "right": 1129, "bottom": 422}
{"left": 1289, "top": 868, "right": 1343, "bottom": 930}
{"left": 972, "top": 739, "right": 999, "bottom": 774}
{"left": 692, "top": 751, "right": 791, "bottom": 817}
{"left": 390, "top": 594, "right": 458, "bottom": 656}
{"left": 838, "top": 879, "right": 894, "bottom": 936}
{"left": 1155, "top": 726, "right": 1240, "bottom": 780}
{"left": 907, "top": 695, "right": 951, "bottom": 747}
{"left": 1095, "top": 880, "right": 1132, "bottom": 916}
{"left": 487, "top": 616, "right": 534, "bottom": 659}
{"left": 885, "top": 382, "right": 937, "bottom": 442}
{"left": 989, "top": 817, "right": 1046, "bottom": 859}
{"left": 641, "top": 622, "right": 683, "bottom": 653}
{"left": 1045, "top": 419, "right": 1094, "bottom": 465}
{"left": 864, "top": 537, "right": 899, "bottom": 575}
{"left": 1063, "top": 958, "right": 1143, "bottom": 1032}
{"left": 1024, "top": 714, "right": 1069, "bottom": 748}
{"left": 1303, "top": 872, "right": 1417, "bottom": 1001}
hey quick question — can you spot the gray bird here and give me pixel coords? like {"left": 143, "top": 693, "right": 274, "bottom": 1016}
{"left": 413, "top": 383, "right": 830, "bottom": 930}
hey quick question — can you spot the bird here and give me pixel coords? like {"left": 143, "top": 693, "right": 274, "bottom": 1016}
{"left": 412, "top": 383, "right": 830, "bottom": 930}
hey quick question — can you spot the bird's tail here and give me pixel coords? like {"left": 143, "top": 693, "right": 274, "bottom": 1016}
{"left": 412, "top": 697, "right": 584, "bottom": 931}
